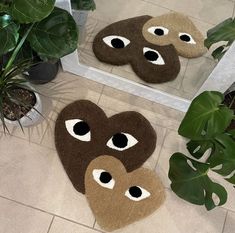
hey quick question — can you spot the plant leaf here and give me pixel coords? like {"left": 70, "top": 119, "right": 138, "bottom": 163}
{"left": 187, "top": 140, "right": 213, "bottom": 159}
{"left": 27, "top": 7, "right": 78, "bottom": 61}
{"left": 211, "top": 45, "right": 227, "bottom": 60}
{"left": 178, "top": 91, "right": 234, "bottom": 140}
{"left": 0, "top": 14, "right": 19, "bottom": 56}
{"left": 205, "top": 18, "right": 235, "bottom": 49}
{"left": 10, "top": 0, "right": 55, "bottom": 24}
{"left": 208, "top": 134, "right": 235, "bottom": 184}
{"left": 169, "top": 153, "right": 227, "bottom": 210}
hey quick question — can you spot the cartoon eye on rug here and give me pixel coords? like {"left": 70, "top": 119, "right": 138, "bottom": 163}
{"left": 55, "top": 100, "right": 157, "bottom": 194}
{"left": 143, "top": 47, "right": 165, "bottom": 65}
{"left": 148, "top": 26, "right": 169, "bottom": 36}
{"left": 142, "top": 12, "right": 207, "bottom": 58}
{"left": 106, "top": 132, "right": 138, "bottom": 151}
{"left": 65, "top": 119, "right": 91, "bottom": 141}
{"left": 103, "top": 35, "right": 130, "bottom": 48}
{"left": 93, "top": 15, "right": 180, "bottom": 83}
{"left": 85, "top": 156, "right": 165, "bottom": 231}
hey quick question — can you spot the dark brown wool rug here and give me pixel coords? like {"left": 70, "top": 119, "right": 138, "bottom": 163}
{"left": 55, "top": 100, "right": 157, "bottom": 194}
{"left": 92, "top": 15, "right": 180, "bottom": 84}
{"left": 55, "top": 100, "right": 165, "bottom": 231}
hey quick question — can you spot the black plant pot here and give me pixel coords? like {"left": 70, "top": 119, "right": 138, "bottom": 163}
{"left": 27, "top": 61, "right": 60, "bottom": 84}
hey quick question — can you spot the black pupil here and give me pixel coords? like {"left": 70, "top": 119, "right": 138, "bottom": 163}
{"left": 73, "top": 121, "right": 90, "bottom": 136}
{"left": 112, "top": 133, "right": 128, "bottom": 148}
{"left": 129, "top": 186, "right": 142, "bottom": 198}
{"left": 144, "top": 51, "right": 159, "bottom": 61}
{"left": 154, "top": 28, "right": 164, "bottom": 36}
{"left": 111, "top": 38, "right": 125, "bottom": 48}
{"left": 100, "top": 172, "right": 112, "bottom": 183}
{"left": 180, "top": 34, "right": 191, "bottom": 42}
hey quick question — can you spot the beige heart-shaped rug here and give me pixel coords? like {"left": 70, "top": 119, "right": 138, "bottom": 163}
{"left": 85, "top": 155, "right": 165, "bottom": 231}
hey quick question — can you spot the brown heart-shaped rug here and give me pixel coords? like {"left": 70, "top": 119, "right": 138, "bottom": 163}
{"left": 55, "top": 100, "right": 157, "bottom": 194}
{"left": 85, "top": 155, "right": 165, "bottom": 232}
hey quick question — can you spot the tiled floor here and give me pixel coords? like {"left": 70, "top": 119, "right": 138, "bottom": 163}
{"left": 0, "top": 71, "right": 234, "bottom": 233}
{"left": 78, "top": 0, "right": 235, "bottom": 99}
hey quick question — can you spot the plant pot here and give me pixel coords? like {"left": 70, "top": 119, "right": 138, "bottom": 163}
{"left": 4, "top": 86, "right": 42, "bottom": 127}
{"left": 27, "top": 61, "right": 59, "bottom": 84}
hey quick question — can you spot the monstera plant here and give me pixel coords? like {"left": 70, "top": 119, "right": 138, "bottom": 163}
{"left": 205, "top": 17, "right": 235, "bottom": 60}
{"left": 0, "top": 0, "right": 78, "bottom": 131}
{"left": 168, "top": 91, "right": 235, "bottom": 210}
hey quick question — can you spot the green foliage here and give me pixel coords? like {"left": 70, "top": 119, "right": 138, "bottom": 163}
{"left": 71, "top": 0, "right": 96, "bottom": 11}
{"left": 169, "top": 153, "right": 227, "bottom": 210}
{"left": 205, "top": 17, "right": 235, "bottom": 60}
{"left": 27, "top": 7, "right": 78, "bottom": 61}
{"left": 169, "top": 91, "right": 235, "bottom": 210}
{"left": 0, "top": 14, "right": 19, "bottom": 55}
{"left": 0, "top": 0, "right": 78, "bottom": 131}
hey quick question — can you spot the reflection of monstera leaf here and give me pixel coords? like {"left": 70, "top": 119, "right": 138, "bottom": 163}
{"left": 205, "top": 18, "right": 235, "bottom": 60}
{"left": 0, "top": 14, "right": 19, "bottom": 56}
{"left": 27, "top": 7, "right": 78, "bottom": 61}
{"left": 10, "top": 0, "right": 55, "bottom": 24}
{"left": 178, "top": 91, "right": 234, "bottom": 140}
{"left": 169, "top": 153, "right": 227, "bottom": 210}
{"left": 71, "top": 0, "right": 96, "bottom": 11}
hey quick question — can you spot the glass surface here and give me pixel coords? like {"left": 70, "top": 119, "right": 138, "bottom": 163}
{"left": 76, "top": 0, "right": 233, "bottom": 99}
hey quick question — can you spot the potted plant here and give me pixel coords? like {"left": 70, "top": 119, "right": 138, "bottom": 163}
{"left": 0, "top": 0, "right": 78, "bottom": 131}
{"left": 71, "top": 0, "right": 96, "bottom": 44}
{"left": 168, "top": 91, "right": 235, "bottom": 210}
{"left": 0, "top": 0, "right": 78, "bottom": 84}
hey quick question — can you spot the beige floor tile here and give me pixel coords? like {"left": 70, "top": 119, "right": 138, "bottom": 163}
{"left": 143, "top": 125, "right": 167, "bottom": 170}
{"left": 0, "top": 197, "right": 52, "bottom": 233}
{"left": 95, "top": 189, "right": 227, "bottom": 233}
{"left": 223, "top": 211, "right": 235, "bottom": 233}
{"left": 49, "top": 217, "right": 101, "bottom": 233}
{"left": 0, "top": 136, "right": 95, "bottom": 226}
{"left": 155, "top": 129, "right": 189, "bottom": 187}
{"left": 144, "top": 0, "right": 234, "bottom": 25}
{"left": 89, "top": 0, "right": 169, "bottom": 24}
{"left": 99, "top": 86, "right": 182, "bottom": 130}
{"left": 182, "top": 56, "right": 216, "bottom": 98}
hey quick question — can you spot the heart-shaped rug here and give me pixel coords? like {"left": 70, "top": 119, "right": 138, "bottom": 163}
{"left": 85, "top": 155, "right": 165, "bottom": 231}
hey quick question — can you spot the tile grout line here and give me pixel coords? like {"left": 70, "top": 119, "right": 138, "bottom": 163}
{"left": 97, "top": 85, "right": 105, "bottom": 105}
{"left": 221, "top": 210, "right": 229, "bottom": 233}
{"left": 92, "top": 219, "right": 96, "bottom": 228}
{"left": 46, "top": 216, "right": 55, "bottom": 233}
{"left": 0, "top": 195, "right": 99, "bottom": 232}
{"left": 154, "top": 128, "right": 169, "bottom": 171}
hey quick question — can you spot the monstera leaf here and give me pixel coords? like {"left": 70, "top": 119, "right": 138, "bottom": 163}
{"left": 187, "top": 140, "right": 213, "bottom": 159}
{"left": 178, "top": 91, "right": 234, "bottom": 140}
{"left": 169, "top": 153, "right": 227, "bottom": 210}
{"left": 26, "top": 7, "right": 78, "bottom": 61}
{"left": 208, "top": 134, "right": 235, "bottom": 184}
{"left": 10, "top": 0, "right": 55, "bottom": 24}
{"left": 0, "top": 14, "right": 19, "bottom": 56}
{"left": 205, "top": 17, "right": 235, "bottom": 60}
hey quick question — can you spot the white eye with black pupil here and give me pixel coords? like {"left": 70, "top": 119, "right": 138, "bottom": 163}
{"left": 125, "top": 186, "right": 151, "bottom": 201}
{"left": 148, "top": 26, "right": 169, "bottom": 36}
{"left": 107, "top": 132, "right": 138, "bottom": 151}
{"left": 143, "top": 47, "right": 165, "bottom": 65}
{"left": 65, "top": 119, "right": 91, "bottom": 141}
{"left": 103, "top": 35, "right": 130, "bottom": 49}
{"left": 179, "top": 32, "right": 196, "bottom": 44}
{"left": 92, "top": 169, "right": 115, "bottom": 189}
